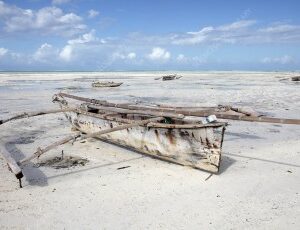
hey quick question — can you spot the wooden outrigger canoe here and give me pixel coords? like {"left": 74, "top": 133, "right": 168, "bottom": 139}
{"left": 53, "top": 95, "right": 227, "bottom": 173}
{"left": 154, "top": 74, "right": 183, "bottom": 81}
{"left": 92, "top": 81, "right": 123, "bottom": 87}
{"left": 1, "top": 92, "right": 300, "bottom": 187}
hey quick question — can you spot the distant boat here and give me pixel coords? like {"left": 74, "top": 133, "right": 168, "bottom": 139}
{"left": 155, "top": 74, "right": 183, "bottom": 81}
{"left": 92, "top": 81, "right": 123, "bottom": 87}
{"left": 291, "top": 76, "right": 300, "bottom": 81}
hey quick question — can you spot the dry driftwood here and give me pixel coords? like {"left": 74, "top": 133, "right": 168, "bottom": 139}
{"left": 0, "top": 108, "right": 75, "bottom": 126}
{"left": 58, "top": 93, "right": 300, "bottom": 125}
{"left": 19, "top": 117, "right": 164, "bottom": 165}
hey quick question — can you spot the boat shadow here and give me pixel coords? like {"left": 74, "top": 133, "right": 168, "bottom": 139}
{"left": 2, "top": 133, "right": 237, "bottom": 187}
{"left": 90, "top": 139, "right": 237, "bottom": 175}
{"left": 46, "top": 156, "right": 144, "bottom": 181}
{"left": 46, "top": 154, "right": 235, "bottom": 182}
{"left": 218, "top": 155, "right": 236, "bottom": 174}
{"left": 4, "top": 130, "right": 49, "bottom": 187}
{"left": 225, "top": 153, "right": 300, "bottom": 168}
{"left": 225, "top": 131, "right": 264, "bottom": 140}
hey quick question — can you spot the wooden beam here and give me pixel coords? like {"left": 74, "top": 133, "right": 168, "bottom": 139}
{"left": 0, "top": 108, "right": 75, "bottom": 126}
{"left": 0, "top": 146, "right": 23, "bottom": 179}
{"left": 87, "top": 104, "right": 184, "bottom": 119}
{"left": 19, "top": 132, "right": 81, "bottom": 165}
{"left": 58, "top": 93, "right": 300, "bottom": 125}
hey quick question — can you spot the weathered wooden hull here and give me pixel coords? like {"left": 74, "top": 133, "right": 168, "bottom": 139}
{"left": 65, "top": 111, "right": 226, "bottom": 173}
{"left": 92, "top": 82, "right": 123, "bottom": 87}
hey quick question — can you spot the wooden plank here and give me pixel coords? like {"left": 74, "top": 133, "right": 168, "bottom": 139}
{"left": 0, "top": 147, "right": 23, "bottom": 179}
{"left": 58, "top": 93, "right": 217, "bottom": 112}
{"left": 80, "top": 116, "right": 164, "bottom": 140}
{"left": 186, "top": 112, "right": 300, "bottom": 125}
{"left": 87, "top": 104, "right": 185, "bottom": 119}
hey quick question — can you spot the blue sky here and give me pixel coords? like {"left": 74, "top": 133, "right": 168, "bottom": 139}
{"left": 0, "top": 0, "right": 299, "bottom": 71}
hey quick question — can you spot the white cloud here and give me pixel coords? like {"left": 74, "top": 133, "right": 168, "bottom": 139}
{"left": 148, "top": 47, "right": 170, "bottom": 60}
{"left": 112, "top": 52, "right": 125, "bottom": 60}
{"left": 59, "top": 31, "right": 106, "bottom": 62}
{"left": 88, "top": 9, "right": 99, "bottom": 18}
{"left": 175, "top": 54, "right": 207, "bottom": 64}
{"left": 112, "top": 52, "right": 136, "bottom": 60}
{"left": 68, "top": 30, "right": 97, "bottom": 44}
{"left": 0, "top": 47, "right": 8, "bottom": 57}
{"left": 59, "top": 45, "right": 73, "bottom": 61}
{"left": 0, "top": 1, "right": 86, "bottom": 36}
{"left": 172, "top": 20, "right": 300, "bottom": 45}
{"left": 173, "top": 20, "right": 256, "bottom": 45}
{"left": 259, "top": 24, "right": 299, "bottom": 33}
{"left": 257, "top": 24, "right": 300, "bottom": 43}
{"left": 33, "top": 43, "right": 58, "bottom": 62}
{"left": 52, "top": 0, "right": 70, "bottom": 5}
{"left": 261, "top": 55, "right": 294, "bottom": 64}
{"left": 218, "top": 20, "right": 256, "bottom": 31}
{"left": 173, "top": 27, "right": 212, "bottom": 45}
{"left": 120, "top": 20, "right": 300, "bottom": 47}
{"left": 176, "top": 54, "right": 186, "bottom": 61}
{"left": 127, "top": 52, "right": 136, "bottom": 59}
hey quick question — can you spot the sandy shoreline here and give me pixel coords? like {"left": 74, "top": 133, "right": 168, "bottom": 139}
{"left": 0, "top": 72, "right": 299, "bottom": 229}
{"left": 0, "top": 71, "right": 296, "bottom": 81}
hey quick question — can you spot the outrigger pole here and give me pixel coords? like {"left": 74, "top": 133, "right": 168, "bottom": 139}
{"left": 0, "top": 106, "right": 163, "bottom": 188}
{"left": 58, "top": 93, "right": 300, "bottom": 125}
{"left": 0, "top": 108, "right": 75, "bottom": 187}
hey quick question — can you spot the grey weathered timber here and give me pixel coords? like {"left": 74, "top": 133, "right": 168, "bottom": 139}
{"left": 62, "top": 110, "right": 225, "bottom": 172}
{"left": 19, "top": 132, "right": 81, "bottom": 165}
{"left": 0, "top": 146, "right": 23, "bottom": 179}
{"left": 92, "top": 81, "right": 123, "bottom": 87}
{"left": 86, "top": 104, "right": 185, "bottom": 119}
{"left": 0, "top": 108, "right": 75, "bottom": 125}
{"left": 57, "top": 93, "right": 300, "bottom": 125}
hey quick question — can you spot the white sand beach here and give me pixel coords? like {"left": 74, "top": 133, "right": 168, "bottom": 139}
{"left": 0, "top": 71, "right": 299, "bottom": 229}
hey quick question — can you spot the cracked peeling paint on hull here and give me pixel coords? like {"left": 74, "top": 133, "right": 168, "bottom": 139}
{"left": 65, "top": 112, "right": 225, "bottom": 173}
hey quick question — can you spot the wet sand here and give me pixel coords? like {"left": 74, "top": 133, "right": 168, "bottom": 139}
{"left": 0, "top": 71, "right": 299, "bottom": 229}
